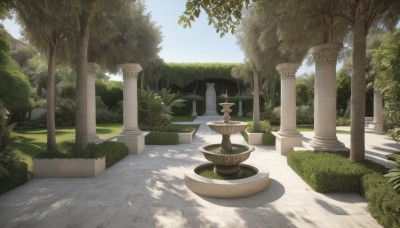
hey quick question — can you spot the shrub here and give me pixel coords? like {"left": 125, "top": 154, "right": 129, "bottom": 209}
{"left": 0, "top": 160, "right": 28, "bottom": 195}
{"left": 262, "top": 132, "right": 275, "bottom": 145}
{"left": 387, "top": 152, "right": 400, "bottom": 165}
{"left": 88, "top": 141, "right": 128, "bottom": 168}
{"left": 145, "top": 131, "right": 179, "bottom": 145}
{"left": 336, "top": 117, "right": 350, "bottom": 126}
{"left": 296, "top": 105, "right": 314, "bottom": 124}
{"left": 362, "top": 173, "right": 400, "bottom": 228}
{"left": 287, "top": 151, "right": 386, "bottom": 193}
{"left": 36, "top": 141, "right": 128, "bottom": 169}
{"left": 384, "top": 168, "right": 400, "bottom": 192}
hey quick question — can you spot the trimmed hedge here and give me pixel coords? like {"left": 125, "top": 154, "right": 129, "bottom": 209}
{"left": 0, "top": 160, "right": 28, "bottom": 195}
{"left": 145, "top": 131, "right": 179, "bottom": 145}
{"left": 287, "top": 151, "right": 386, "bottom": 193}
{"left": 36, "top": 141, "right": 129, "bottom": 169}
{"left": 88, "top": 141, "right": 128, "bottom": 168}
{"left": 362, "top": 173, "right": 400, "bottom": 228}
{"left": 262, "top": 132, "right": 275, "bottom": 145}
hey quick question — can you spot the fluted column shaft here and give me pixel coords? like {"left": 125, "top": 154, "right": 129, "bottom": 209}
{"left": 119, "top": 63, "right": 142, "bottom": 135}
{"left": 372, "top": 90, "right": 384, "bottom": 134}
{"left": 276, "top": 63, "right": 302, "bottom": 137}
{"left": 87, "top": 62, "right": 99, "bottom": 141}
{"left": 309, "top": 43, "right": 345, "bottom": 150}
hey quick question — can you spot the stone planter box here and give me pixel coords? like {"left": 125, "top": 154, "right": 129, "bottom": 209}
{"left": 246, "top": 130, "right": 263, "bottom": 145}
{"left": 178, "top": 129, "right": 196, "bottom": 144}
{"left": 33, "top": 157, "right": 105, "bottom": 178}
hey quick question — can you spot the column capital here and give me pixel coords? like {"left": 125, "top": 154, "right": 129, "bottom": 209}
{"left": 118, "top": 63, "right": 142, "bottom": 78}
{"left": 309, "top": 43, "right": 342, "bottom": 65}
{"left": 87, "top": 62, "right": 99, "bottom": 77}
{"left": 276, "top": 63, "right": 300, "bottom": 79}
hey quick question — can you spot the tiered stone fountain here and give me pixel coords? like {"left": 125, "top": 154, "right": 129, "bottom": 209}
{"left": 185, "top": 92, "right": 269, "bottom": 198}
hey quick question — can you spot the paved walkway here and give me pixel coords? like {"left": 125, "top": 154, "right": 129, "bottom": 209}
{"left": 0, "top": 116, "right": 385, "bottom": 227}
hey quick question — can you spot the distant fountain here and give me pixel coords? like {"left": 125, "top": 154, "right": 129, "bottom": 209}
{"left": 185, "top": 91, "right": 269, "bottom": 198}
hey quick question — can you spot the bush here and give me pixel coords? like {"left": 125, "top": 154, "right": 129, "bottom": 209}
{"left": 287, "top": 151, "right": 386, "bottom": 193}
{"left": 145, "top": 131, "right": 179, "bottom": 145}
{"left": 0, "top": 160, "right": 28, "bottom": 195}
{"left": 387, "top": 152, "right": 400, "bottom": 165}
{"left": 36, "top": 141, "right": 128, "bottom": 169}
{"left": 362, "top": 173, "right": 400, "bottom": 228}
{"left": 262, "top": 132, "right": 275, "bottom": 145}
{"left": 336, "top": 117, "right": 350, "bottom": 126}
{"left": 296, "top": 105, "right": 314, "bottom": 124}
{"left": 88, "top": 141, "right": 128, "bottom": 168}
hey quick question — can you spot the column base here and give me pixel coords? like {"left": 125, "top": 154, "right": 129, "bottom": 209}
{"left": 308, "top": 135, "right": 346, "bottom": 151}
{"left": 191, "top": 112, "right": 197, "bottom": 118}
{"left": 87, "top": 134, "right": 101, "bottom": 143}
{"left": 117, "top": 130, "right": 148, "bottom": 154}
{"left": 273, "top": 132, "right": 303, "bottom": 155}
{"left": 368, "top": 123, "right": 384, "bottom": 135}
{"left": 204, "top": 111, "right": 219, "bottom": 116}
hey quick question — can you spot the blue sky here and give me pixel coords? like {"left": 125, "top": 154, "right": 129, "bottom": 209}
{"left": 1, "top": 0, "right": 314, "bottom": 75}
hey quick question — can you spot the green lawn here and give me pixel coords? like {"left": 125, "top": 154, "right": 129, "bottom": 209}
{"left": 11, "top": 123, "right": 123, "bottom": 171}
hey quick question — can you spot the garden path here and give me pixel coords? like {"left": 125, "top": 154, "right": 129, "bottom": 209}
{"left": 0, "top": 116, "right": 382, "bottom": 227}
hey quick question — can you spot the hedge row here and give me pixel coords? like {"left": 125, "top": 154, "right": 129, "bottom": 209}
{"left": 287, "top": 151, "right": 385, "bottom": 193}
{"left": 0, "top": 160, "right": 28, "bottom": 195}
{"left": 145, "top": 131, "right": 179, "bottom": 145}
{"left": 163, "top": 62, "right": 240, "bottom": 87}
{"left": 362, "top": 173, "right": 400, "bottom": 228}
{"left": 36, "top": 141, "right": 129, "bottom": 169}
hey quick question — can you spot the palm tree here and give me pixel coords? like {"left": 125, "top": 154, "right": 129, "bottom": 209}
{"left": 15, "top": 0, "right": 72, "bottom": 152}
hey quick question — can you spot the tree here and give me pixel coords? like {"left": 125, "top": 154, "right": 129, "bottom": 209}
{"left": 15, "top": 0, "right": 73, "bottom": 152}
{"left": 0, "top": 26, "right": 31, "bottom": 118}
{"left": 342, "top": 1, "right": 400, "bottom": 161}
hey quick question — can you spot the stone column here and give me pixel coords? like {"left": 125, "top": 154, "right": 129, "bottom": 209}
{"left": 117, "top": 63, "right": 146, "bottom": 154}
{"left": 238, "top": 100, "right": 243, "bottom": 117}
{"left": 204, "top": 83, "right": 218, "bottom": 116}
{"left": 309, "top": 43, "right": 345, "bottom": 150}
{"left": 273, "top": 63, "right": 303, "bottom": 155}
{"left": 191, "top": 100, "right": 197, "bottom": 117}
{"left": 87, "top": 62, "right": 100, "bottom": 142}
{"left": 371, "top": 90, "right": 384, "bottom": 134}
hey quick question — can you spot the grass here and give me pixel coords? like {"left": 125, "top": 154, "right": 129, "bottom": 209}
{"left": 11, "top": 123, "right": 123, "bottom": 171}
{"left": 296, "top": 124, "right": 350, "bottom": 134}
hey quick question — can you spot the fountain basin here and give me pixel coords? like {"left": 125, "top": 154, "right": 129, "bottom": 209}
{"left": 207, "top": 121, "right": 247, "bottom": 135}
{"left": 185, "top": 163, "right": 269, "bottom": 198}
{"left": 200, "top": 144, "right": 254, "bottom": 175}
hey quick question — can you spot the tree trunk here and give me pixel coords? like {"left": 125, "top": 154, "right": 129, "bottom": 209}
{"left": 350, "top": 15, "right": 367, "bottom": 162}
{"left": 253, "top": 68, "right": 260, "bottom": 130}
{"left": 46, "top": 42, "right": 57, "bottom": 152}
{"left": 75, "top": 12, "right": 91, "bottom": 150}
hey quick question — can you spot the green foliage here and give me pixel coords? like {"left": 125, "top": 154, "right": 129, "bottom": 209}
{"left": 296, "top": 105, "right": 314, "bottom": 125}
{"left": 0, "top": 159, "right": 28, "bottom": 195}
{"left": 246, "top": 120, "right": 275, "bottom": 133}
{"left": 296, "top": 83, "right": 313, "bottom": 107}
{"left": 145, "top": 131, "right": 179, "bottom": 145}
{"left": 179, "top": 0, "right": 252, "bottom": 37}
{"left": 262, "top": 132, "right": 275, "bottom": 145}
{"left": 87, "top": 141, "right": 128, "bottom": 168}
{"left": 96, "top": 80, "right": 123, "bottom": 109}
{"left": 0, "top": 27, "right": 31, "bottom": 112}
{"left": 0, "top": 106, "right": 20, "bottom": 178}
{"left": 96, "top": 96, "right": 120, "bottom": 123}
{"left": 35, "top": 141, "right": 128, "bottom": 168}
{"left": 336, "top": 62, "right": 352, "bottom": 117}
{"left": 362, "top": 173, "right": 400, "bottom": 228}
{"left": 139, "top": 89, "right": 185, "bottom": 131}
{"left": 336, "top": 117, "right": 350, "bottom": 126}
{"left": 163, "top": 63, "right": 240, "bottom": 87}
{"left": 287, "top": 151, "right": 386, "bottom": 193}
{"left": 373, "top": 30, "right": 400, "bottom": 131}
{"left": 387, "top": 152, "right": 400, "bottom": 165}
{"left": 384, "top": 168, "right": 400, "bottom": 192}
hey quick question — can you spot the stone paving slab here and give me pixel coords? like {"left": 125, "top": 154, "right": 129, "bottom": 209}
{"left": 0, "top": 116, "right": 382, "bottom": 227}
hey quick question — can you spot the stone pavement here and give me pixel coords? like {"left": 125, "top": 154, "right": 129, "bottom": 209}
{"left": 0, "top": 116, "right": 384, "bottom": 227}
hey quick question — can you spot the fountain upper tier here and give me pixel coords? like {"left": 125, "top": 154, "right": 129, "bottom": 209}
{"left": 207, "top": 121, "right": 247, "bottom": 135}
